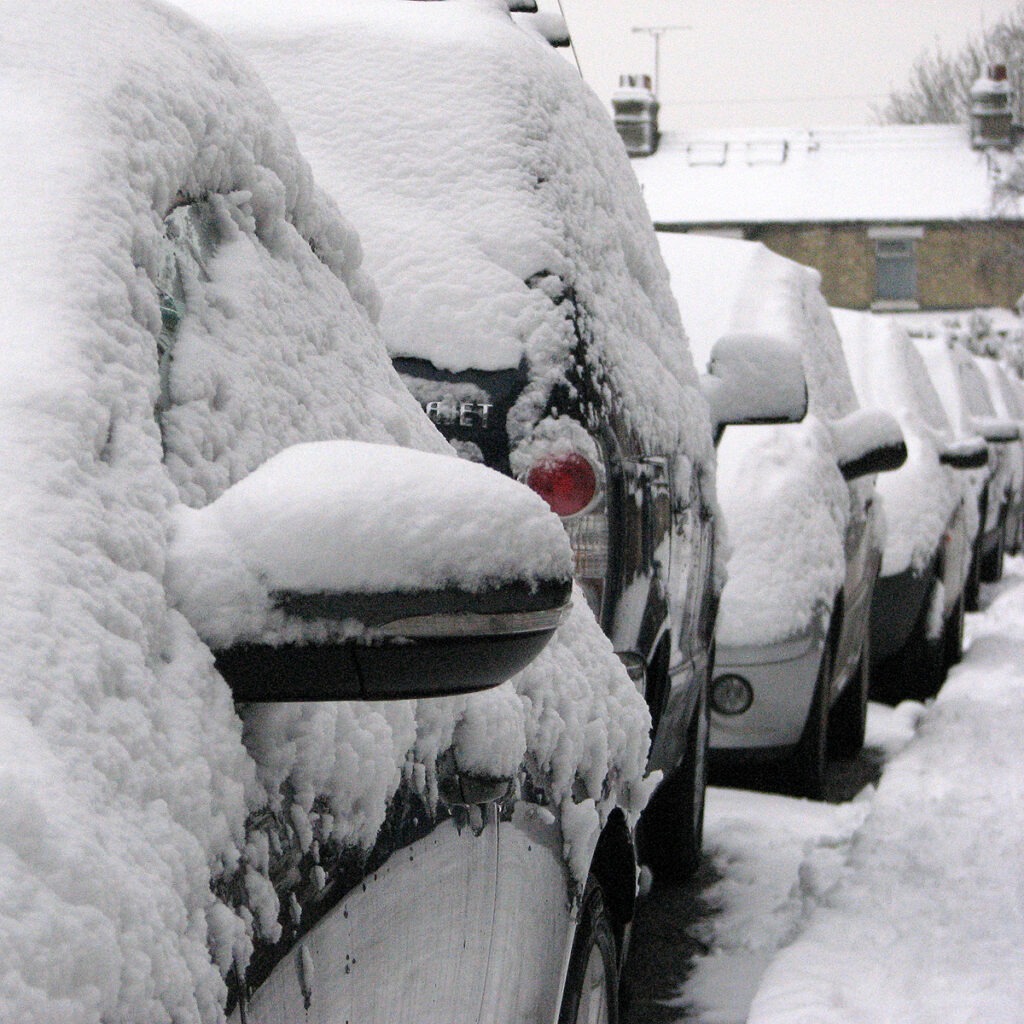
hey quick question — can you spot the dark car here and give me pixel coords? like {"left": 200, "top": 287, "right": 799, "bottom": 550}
{"left": 835, "top": 309, "right": 988, "bottom": 702}
{"left": 3, "top": 5, "right": 655, "bottom": 1023}
{"left": 913, "top": 337, "right": 1021, "bottom": 608}
{"left": 187, "top": 0, "right": 810, "bottom": 889}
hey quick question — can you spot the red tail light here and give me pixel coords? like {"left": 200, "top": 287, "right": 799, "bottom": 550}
{"left": 526, "top": 453, "right": 598, "bottom": 517}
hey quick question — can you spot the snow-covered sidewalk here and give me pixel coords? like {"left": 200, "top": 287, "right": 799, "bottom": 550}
{"left": 678, "top": 558, "right": 1024, "bottom": 1024}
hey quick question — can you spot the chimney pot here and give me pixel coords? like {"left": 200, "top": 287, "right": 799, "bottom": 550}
{"left": 970, "top": 65, "right": 1016, "bottom": 149}
{"left": 612, "top": 73, "right": 660, "bottom": 157}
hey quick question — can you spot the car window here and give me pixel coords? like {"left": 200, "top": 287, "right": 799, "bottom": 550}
{"left": 154, "top": 201, "right": 216, "bottom": 427}
{"left": 959, "top": 359, "right": 997, "bottom": 418}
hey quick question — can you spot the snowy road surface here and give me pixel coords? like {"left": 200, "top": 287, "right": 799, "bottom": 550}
{"left": 626, "top": 559, "right": 1024, "bottom": 1023}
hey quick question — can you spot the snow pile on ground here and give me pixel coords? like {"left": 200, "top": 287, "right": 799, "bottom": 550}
{"left": 834, "top": 308, "right": 966, "bottom": 577}
{"left": 657, "top": 234, "right": 862, "bottom": 645}
{"left": 177, "top": 0, "right": 716, "bottom": 494}
{"left": 746, "top": 564, "right": 1024, "bottom": 1023}
{"left": 0, "top": 3, "right": 650, "bottom": 1021}
{"left": 667, "top": 701, "right": 918, "bottom": 1024}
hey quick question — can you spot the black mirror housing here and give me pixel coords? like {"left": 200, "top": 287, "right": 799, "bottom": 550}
{"left": 167, "top": 440, "right": 575, "bottom": 702}
{"left": 833, "top": 408, "right": 908, "bottom": 481}
{"left": 939, "top": 439, "right": 990, "bottom": 470}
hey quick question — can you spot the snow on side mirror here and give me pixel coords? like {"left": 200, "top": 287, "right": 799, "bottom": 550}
{"left": 969, "top": 415, "right": 1021, "bottom": 444}
{"left": 939, "top": 437, "right": 989, "bottom": 470}
{"left": 700, "top": 332, "right": 808, "bottom": 443}
{"left": 833, "top": 408, "right": 908, "bottom": 481}
{"left": 512, "top": 12, "right": 571, "bottom": 46}
{"left": 166, "top": 440, "right": 573, "bottom": 701}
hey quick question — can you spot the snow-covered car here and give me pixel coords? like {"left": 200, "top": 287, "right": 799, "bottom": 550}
{"left": 912, "top": 337, "right": 1021, "bottom": 603}
{"left": 657, "top": 234, "right": 906, "bottom": 799}
{"left": 974, "top": 353, "right": 1024, "bottom": 556}
{"left": 0, "top": 4, "right": 654, "bottom": 1023}
{"left": 171, "top": 0, "right": 803, "bottom": 892}
{"left": 833, "top": 309, "right": 987, "bottom": 702}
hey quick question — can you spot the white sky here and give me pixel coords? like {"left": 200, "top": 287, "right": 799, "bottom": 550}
{"left": 550, "top": 0, "right": 1022, "bottom": 132}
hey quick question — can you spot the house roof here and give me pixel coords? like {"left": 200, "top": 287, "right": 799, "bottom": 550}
{"left": 631, "top": 123, "right": 1024, "bottom": 226}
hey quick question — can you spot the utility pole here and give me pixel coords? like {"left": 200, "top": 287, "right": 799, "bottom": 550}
{"left": 630, "top": 24, "right": 691, "bottom": 98}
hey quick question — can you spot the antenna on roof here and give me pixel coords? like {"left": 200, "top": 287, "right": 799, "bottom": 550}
{"left": 630, "top": 24, "right": 691, "bottom": 98}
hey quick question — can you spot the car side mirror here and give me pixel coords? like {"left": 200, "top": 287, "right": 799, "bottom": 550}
{"left": 969, "top": 415, "right": 1021, "bottom": 443}
{"left": 832, "top": 408, "right": 908, "bottom": 481}
{"left": 939, "top": 437, "right": 989, "bottom": 470}
{"left": 166, "top": 440, "right": 573, "bottom": 701}
{"left": 699, "top": 333, "right": 808, "bottom": 443}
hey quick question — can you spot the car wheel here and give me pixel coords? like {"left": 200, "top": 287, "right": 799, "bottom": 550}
{"left": 944, "top": 591, "right": 965, "bottom": 667}
{"left": 828, "top": 636, "right": 868, "bottom": 759}
{"left": 886, "top": 609, "right": 945, "bottom": 703}
{"left": 635, "top": 693, "right": 707, "bottom": 883}
{"left": 963, "top": 544, "right": 982, "bottom": 612}
{"left": 558, "top": 876, "right": 619, "bottom": 1024}
{"left": 784, "top": 633, "right": 833, "bottom": 800}
{"left": 980, "top": 517, "right": 1006, "bottom": 583}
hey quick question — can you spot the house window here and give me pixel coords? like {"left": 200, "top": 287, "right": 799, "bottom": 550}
{"left": 869, "top": 226, "right": 923, "bottom": 310}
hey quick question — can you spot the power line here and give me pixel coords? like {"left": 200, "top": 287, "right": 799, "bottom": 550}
{"left": 661, "top": 92, "right": 890, "bottom": 108}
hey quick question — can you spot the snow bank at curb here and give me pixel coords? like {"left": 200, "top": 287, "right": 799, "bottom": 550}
{"left": 748, "top": 563, "right": 1024, "bottom": 1024}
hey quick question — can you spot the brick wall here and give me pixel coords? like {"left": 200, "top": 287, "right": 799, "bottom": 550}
{"left": 743, "top": 221, "right": 1024, "bottom": 310}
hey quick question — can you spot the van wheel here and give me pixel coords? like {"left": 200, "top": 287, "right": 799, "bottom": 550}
{"left": 828, "top": 636, "right": 868, "bottom": 759}
{"left": 558, "top": 876, "right": 619, "bottom": 1024}
{"left": 635, "top": 696, "right": 707, "bottom": 883}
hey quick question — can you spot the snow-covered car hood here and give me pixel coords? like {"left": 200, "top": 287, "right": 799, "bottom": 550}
{"left": 834, "top": 308, "right": 968, "bottom": 577}
{"left": 174, "top": 0, "right": 716, "bottom": 486}
{"left": 657, "top": 233, "right": 863, "bottom": 645}
{"left": 0, "top": 4, "right": 650, "bottom": 1021}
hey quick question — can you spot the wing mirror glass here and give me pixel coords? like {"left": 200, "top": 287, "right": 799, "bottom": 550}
{"left": 833, "top": 408, "right": 908, "bottom": 481}
{"left": 166, "top": 440, "right": 573, "bottom": 701}
{"left": 939, "top": 437, "right": 989, "bottom": 470}
{"left": 699, "top": 332, "right": 808, "bottom": 443}
{"left": 969, "top": 415, "right": 1021, "bottom": 444}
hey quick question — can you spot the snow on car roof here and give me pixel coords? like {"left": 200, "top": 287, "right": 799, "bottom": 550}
{"left": 633, "top": 124, "right": 1022, "bottom": 227}
{"left": 657, "top": 233, "right": 858, "bottom": 645}
{"left": 177, "top": 0, "right": 715, "bottom": 471}
{"left": 833, "top": 309, "right": 964, "bottom": 576}
{"left": 0, "top": 3, "right": 649, "bottom": 1019}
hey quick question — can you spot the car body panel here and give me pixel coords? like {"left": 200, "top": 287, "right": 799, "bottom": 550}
{"left": 658, "top": 235, "right": 888, "bottom": 758}
{"left": 710, "top": 634, "right": 825, "bottom": 752}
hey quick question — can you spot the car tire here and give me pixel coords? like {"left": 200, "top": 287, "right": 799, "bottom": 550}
{"left": 558, "top": 876, "right": 619, "bottom": 1024}
{"left": 889, "top": 608, "right": 945, "bottom": 703}
{"left": 980, "top": 514, "right": 1006, "bottom": 583}
{"left": 944, "top": 591, "right": 965, "bottom": 668}
{"left": 635, "top": 694, "right": 707, "bottom": 883}
{"left": 784, "top": 632, "right": 833, "bottom": 801}
{"left": 963, "top": 543, "right": 982, "bottom": 612}
{"left": 828, "top": 636, "right": 868, "bottom": 759}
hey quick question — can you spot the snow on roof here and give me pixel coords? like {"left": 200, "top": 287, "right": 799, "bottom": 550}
{"left": 656, "top": 232, "right": 858, "bottom": 645}
{"left": 832, "top": 309, "right": 965, "bottom": 576}
{"left": 177, "top": 0, "right": 715, "bottom": 473}
{"left": 0, "top": 2, "right": 650, "bottom": 1019}
{"left": 633, "top": 124, "right": 1023, "bottom": 226}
